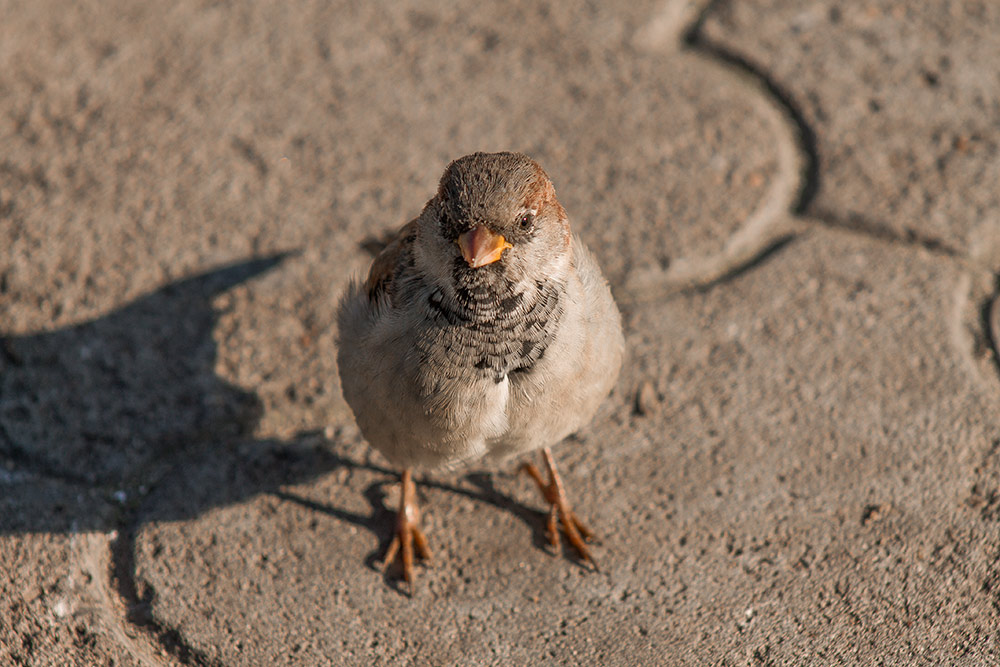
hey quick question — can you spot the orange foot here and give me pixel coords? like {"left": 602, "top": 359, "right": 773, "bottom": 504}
{"left": 520, "top": 447, "right": 598, "bottom": 570}
{"left": 383, "top": 469, "right": 432, "bottom": 593}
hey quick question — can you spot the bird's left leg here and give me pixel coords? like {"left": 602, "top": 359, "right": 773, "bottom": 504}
{"left": 520, "top": 447, "right": 598, "bottom": 570}
{"left": 382, "top": 468, "right": 432, "bottom": 592}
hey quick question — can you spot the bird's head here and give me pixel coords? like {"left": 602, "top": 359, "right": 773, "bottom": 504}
{"left": 415, "top": 152, "right": 572, "bottom": 290}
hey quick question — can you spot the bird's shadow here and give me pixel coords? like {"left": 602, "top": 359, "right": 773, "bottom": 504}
{"left": 0, "top": 253, "right": 562, "bottom": 594}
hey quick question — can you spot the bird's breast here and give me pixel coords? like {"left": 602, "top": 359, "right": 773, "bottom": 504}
{"left": 415, "top": 278, "right": 565, "bottom": 386}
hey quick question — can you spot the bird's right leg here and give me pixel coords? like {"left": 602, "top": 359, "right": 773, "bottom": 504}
{"left": 383, "top": 468, "right": 432, "bottom": 592}
{"left": 520, "top": 448, "right": 598, "bottom": 570}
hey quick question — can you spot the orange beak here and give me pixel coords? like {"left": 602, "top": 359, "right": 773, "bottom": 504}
{"left": 457, "top": 225, "right": 513, "bottom": 268}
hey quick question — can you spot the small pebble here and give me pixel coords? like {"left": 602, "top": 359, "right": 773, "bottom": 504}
{"left": 635, "top": 381, "right": 658, "bottom": 416}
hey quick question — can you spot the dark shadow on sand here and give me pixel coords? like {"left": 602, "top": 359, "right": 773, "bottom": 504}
{"left": 0, "top": 254, "right": 558, "bottom": 590}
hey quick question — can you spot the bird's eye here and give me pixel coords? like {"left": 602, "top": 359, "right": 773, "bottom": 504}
{"left": 518, "top": 212, "right": 535, "bottom": 228}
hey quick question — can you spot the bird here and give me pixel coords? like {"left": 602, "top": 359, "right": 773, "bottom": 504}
{"left": 336, "top": 151, "right": 624, "bottom": 589}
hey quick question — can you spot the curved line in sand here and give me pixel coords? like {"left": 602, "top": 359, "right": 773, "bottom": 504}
{"left": 623, "top": 0, "right": 808, "bottom": 301}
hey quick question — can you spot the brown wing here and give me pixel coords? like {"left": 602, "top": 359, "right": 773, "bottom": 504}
{"left": 365, "top": 218, "right": 419, "bottom": 304}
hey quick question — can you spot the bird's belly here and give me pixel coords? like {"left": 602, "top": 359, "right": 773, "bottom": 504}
{"left": 349, "top": 343, "right": 513, "bottom": 469}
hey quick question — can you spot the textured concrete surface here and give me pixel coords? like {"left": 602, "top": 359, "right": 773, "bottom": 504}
{"left": 2, "top": 1, "right": 999, "bottom": 665}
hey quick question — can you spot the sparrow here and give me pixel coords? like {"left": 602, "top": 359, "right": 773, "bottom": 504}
{"left": 337, "top": 152, "right": 624, "bottom": 589}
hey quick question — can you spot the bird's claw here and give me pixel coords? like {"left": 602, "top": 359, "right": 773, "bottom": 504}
{"left": 520, "top": 449, "right": 599, "bottom": 571}
{"left": 383, "top": 469, "right": 432, "bottom": 593}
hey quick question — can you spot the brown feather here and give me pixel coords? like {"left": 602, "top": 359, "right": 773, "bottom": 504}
{"left": 365, "top": 218, "right": 419, "bottom": 302}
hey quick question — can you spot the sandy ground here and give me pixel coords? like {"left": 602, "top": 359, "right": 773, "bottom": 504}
{"left": 2, "top": 1, "right": 1000, "bottom": 664}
